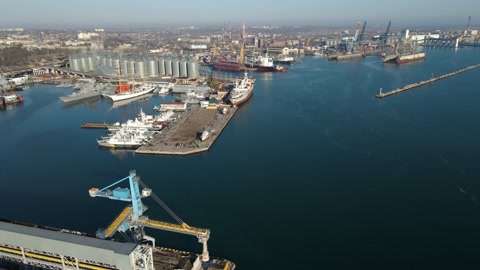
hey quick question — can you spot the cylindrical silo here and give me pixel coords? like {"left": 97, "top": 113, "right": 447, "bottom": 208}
{"left": 80, "top": 56, "right": 88, "bottom": 72}
{"left": 100, "top": 56, "right": 107, "bottom": 66}
{"left": 71, "top": 57, "right": 81, "bottom": 71}
{"left": 127, "top": 60, "right": 135, "bottom": 78}
{"left": 179, "top": 59, "right": 188, "bottom": 77}
{"left": 158, "top": 58, "right": 166, "bottom": 76}
{"left": 187, "top": 60, "right": 199, "bottom": 78}
{"left": 120, "top": 59, "right": 129, "bottom": 77}
{"left": 172, "top": 59, "right": 180, "bottom": 77}
{"left": 107, "top": 57, "right": 113, "bottom": 68}
{"left": 86, "top": 56, "right": 95, "bottom": 72}
{"left": 147, "top": 58, "right": 158, "bottom": 77}
{"left": 134, "top": 58, "right": 146, "bottom": 78}
{"left": 112, "top": 59, "right": 120, "bottom": 73}
{"left": 165, "top": 59, "right": 173, "bottom": 76}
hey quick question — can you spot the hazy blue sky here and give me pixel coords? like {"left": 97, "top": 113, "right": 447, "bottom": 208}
{"left": 0, "top": 0, "right": 477, "bottom": 29}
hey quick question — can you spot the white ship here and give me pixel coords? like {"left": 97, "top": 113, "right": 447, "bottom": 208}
{"left": 229, "top": 72, "right": 255, "bottom": 106}
{"left": 97, "top": 126, "right": 153, "bottom": 149}
{"left": 107, "top": 108, "right": 163, "bottom": 133}
{"left": 110, "top": 93, "right": 153, "bottom": 110}
{"left": 104, "top": 84, "right": 156, "bottom": 102}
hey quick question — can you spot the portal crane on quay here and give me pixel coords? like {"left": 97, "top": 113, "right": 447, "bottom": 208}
{"left": 89, "top": 170, "right": 211, "bottom": 269}
{"left": 383, "top": 21, "right": 392, "bottom": 44}
{"left": 358, "top": 21, "right": 367, "bottom": 42}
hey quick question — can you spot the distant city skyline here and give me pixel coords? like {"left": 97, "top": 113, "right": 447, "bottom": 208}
{"left": 0, "top": 0, "right": 478, "bottom": 29}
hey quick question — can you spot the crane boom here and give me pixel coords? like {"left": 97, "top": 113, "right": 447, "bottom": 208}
{"left": 384, "top": 21, "right": 391, "bottom": 44}
{"left": 354, "top": 21, "right": 361, "bottom": 41}
{"left": 138, "top": 218, "right": 210, "bottom": 240}
{"left": 358, "top": 21, "right": 367, "bottom": 42}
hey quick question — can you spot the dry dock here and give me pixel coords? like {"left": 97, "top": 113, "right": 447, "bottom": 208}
{"left": 136, "top": 105, "right": 237, "bottom": 156}
{"left": 376, "top": 64, "right": 480, "bottom": 98}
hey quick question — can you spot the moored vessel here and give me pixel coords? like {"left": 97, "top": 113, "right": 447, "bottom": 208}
{"left": 1, "top": 92, "right": 23, "bottom": 104}
{"left": 211, "top": 56, "right": 247, "bottom": 72}
{"left": 246, "top": 53, "right": 287, "bottom": 72}
{"left": 229, "top": 72, "right": 255, "bottom": 106}
{"left": 274, "top": 54, "right": 296, "bottom": 64}
{"left": 59, "top": 89, "right": 102, "bottom": 103}
{"left": 396, "top": 52, "right": 426, "bottom": 64}
{"left": 104, "top": 83, "right": 156, "bottom": 102}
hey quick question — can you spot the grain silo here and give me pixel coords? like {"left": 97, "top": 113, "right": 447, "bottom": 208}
{"left": 120, "top": 59, "right": 129, "bottom": 77}
{"left": 127, "top": 60, "right": 136, "bottom": 78}
{"left": 80, "top": 56, "right": 88, "bottom": 72}
{"left": 165, "top": 58, "right": 173, "bottom": 76}
{"left": 179, "top": 59, "right": 188, "bottom": 77}
{"left": 134, "top": 58, "right": 146, "bottom": 78}
{"left": 100, "top": 56, "right": 107, "bottom": 66}
{"left": 158, "top": 58, "right": 166, "bottom": 76}
{"left": 147, "top": 58, "right": 158, "bottom": 77}
{"left": 70, "top": 56, "right": 81, "bottom": 71}
{"left": 172, "top": 59, "right": 180, "bottom": 77}
{"left": 187, "top": 60, "right": 200, "bottom": 78}
{"left": 112, "top": 58, "right": 120, "bottom": 74}
{"left": 107, "top": 57, "right": 113, "bottom": 68}
{"left": 86, "top": 56, "right": 96, "bottom": 72}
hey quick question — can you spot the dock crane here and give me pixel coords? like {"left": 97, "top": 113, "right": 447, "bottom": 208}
{"left": 358, "top": 21, "right": 367, "bottom": 42}
{"left": 383, "top": 20, "right": 391, "bottom": 44}
{"left": 89, "top": 170, "right": 211, "bottom": 268}
{"left": 354, "top": 21, "right": 361, "bottom": 42}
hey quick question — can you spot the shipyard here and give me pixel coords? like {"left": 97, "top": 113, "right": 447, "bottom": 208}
{"left": 2, "top": 6, "right": 480, "bottom": 270}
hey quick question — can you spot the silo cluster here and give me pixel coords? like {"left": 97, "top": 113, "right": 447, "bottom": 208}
{"left": 68, "top": 53, "right": 99, "bottom": 72}
{"left": 68, "top": 52, "right": 200, "bottom": 79}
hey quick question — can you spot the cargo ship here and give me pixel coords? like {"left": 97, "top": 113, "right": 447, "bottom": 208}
{"left": 396, "top": 52, "right": 426, "bottom": 64}
{"left": 211, "top": 57, "right": 247, "bottom": 72}
{"left": 229, "top": 72, "right": 255, "bottom": 106}
{"left": 245, "top": 53, "right": 287, "bottom": 72}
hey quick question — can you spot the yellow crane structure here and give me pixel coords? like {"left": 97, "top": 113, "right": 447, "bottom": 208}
{"left": 89, "top": 170, "right": 211, "bottom": 268}
{"left": 211, "top": 43, "right": 217, "bottom": 57}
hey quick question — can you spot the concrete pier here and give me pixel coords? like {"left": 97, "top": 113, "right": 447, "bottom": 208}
{"left": 376, "top": 64, "right": 480, "bottom": 98}
{"left": 135, "top": 105, "right": 237, "bottom": 156}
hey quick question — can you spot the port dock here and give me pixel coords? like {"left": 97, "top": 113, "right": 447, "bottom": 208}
{"left": 136, "top": 105, "right": 237, "bottom": 156}
{"left": 376, "top": 64, "right": 480, "bottom": 98}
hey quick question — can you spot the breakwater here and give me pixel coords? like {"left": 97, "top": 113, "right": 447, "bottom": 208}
{"left": 376, "top": 64, "right": 480, "bottom": 98}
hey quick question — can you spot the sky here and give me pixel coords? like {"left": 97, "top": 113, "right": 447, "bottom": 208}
{"left": 0, "top": 0, "right": 478, "bottom": 29}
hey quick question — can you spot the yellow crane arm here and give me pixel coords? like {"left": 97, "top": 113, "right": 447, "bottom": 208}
{"left": 138, "top": 218, "right": 210, "bottom": 240}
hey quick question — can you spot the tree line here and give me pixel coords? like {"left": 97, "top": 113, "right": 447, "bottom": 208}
{"left": 0, "top": 44, "right": 78, "bottom": 70}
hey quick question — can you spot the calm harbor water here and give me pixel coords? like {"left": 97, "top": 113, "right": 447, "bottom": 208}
{"left": 1, "top": 47, "right": 480, "bottom": 269}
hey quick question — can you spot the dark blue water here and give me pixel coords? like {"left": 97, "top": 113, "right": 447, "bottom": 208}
{"left": 1, "top": 47, "right": 480, "bottom": 269}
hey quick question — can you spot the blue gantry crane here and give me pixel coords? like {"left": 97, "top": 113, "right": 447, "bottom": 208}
{"left": 88, "top": 170, "right": 211, "bottom": 267}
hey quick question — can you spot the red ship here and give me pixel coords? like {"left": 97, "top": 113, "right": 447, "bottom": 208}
{"left": 211, "top": 56, "right": 246, "bottom": 72}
